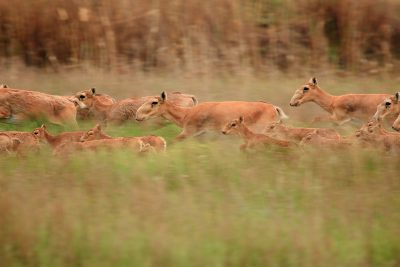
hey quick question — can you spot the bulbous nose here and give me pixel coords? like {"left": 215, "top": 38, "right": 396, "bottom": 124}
{"left": 222, "top": 131, "right": 226, "bottom": 135}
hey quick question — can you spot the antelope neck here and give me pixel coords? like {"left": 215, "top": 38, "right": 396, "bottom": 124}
{"left": 312, "top": 88, "right": 335, "bottom": 114}
{"left": 92, "top": 98, "right": 114, "bottom": 118}
{"left": 238, "top": 125, "right": 256, "bottom": 140}
{"left": 43, "top": 130, "right": 59, "bottom": 146}
{"left": 161, "top": 102, "right": 191, "bottom": 127}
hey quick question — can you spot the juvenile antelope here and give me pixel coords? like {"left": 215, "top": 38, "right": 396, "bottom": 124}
{"left": 264, "top": 121, "right": 340, "bottom": 142}
{"left": 0, "top": 133, "right": 21, "bottom": 154}
{"left": 372, "top": 92, "right": 400, "bottom": 131}
{"left": 290, "top": 77, "right": 392, "bottom": 125}
{"left": 80, "top": 124, "right": 167, "bottom": 152}
{"left": 373, "top": 93, "right": 399, "bottom": 119}
{"left": 354, "top": 119, "right": 400, "bottom": 152}
{"left": 32, "top": 124, "right": 86, "bottom": 148}
{"left": 0, "top": 87, "right": 77, "bottom": 126}
{"left": 74, "top": 88, "right": 197, "bottom": 125}
{"left": 54, "top": 137, "right": 146, "bottom": 156}
{"left": 0, "top": 130, "right": 41, "bottom": 154}
{"left": 68, "top": 89, "right": 115, "bottom": 120}
{"left": 300, "top": 131, "right": 353, "bottom": 149}
{"left": 135, "top": 91, "right": 288, "bottom": 141}
{"left": 222, "top": 116, "right": 292, "bottom": 151}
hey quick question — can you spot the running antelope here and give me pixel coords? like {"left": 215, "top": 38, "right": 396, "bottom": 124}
{"left": 290, "top": 77, "right": 392, "bottom": 125}
{"left": 264, "top": 121, "right": 340, "bottom": 142}
{"left": 372, "top": 92, "right": 400, "bottom": 131}
{"left": 32, "top": 124, "right": 86, "bottom": 148}
{"left": 0, "top": 133, "right": 21, "bottom": 154}
{"left": 0, "top": 130, "right": 41, "bottom": 154}
{"left": 135, "top": 91, "right": 288, "bottom": 141}
{"left": 222, "top": 116, "right": 292, "bottom": 151}
{"left": 300, "top": 131, "right": 353, "bottom": 149}
{"left": 0, "top": 87, "right": 77, "bottom": 126}
{"left": 69, "top": 88, "right": 115, "bottom": 120}
{"left": 80, "top": 124, "right": 166, "bottom": 152}
{"left": 353, "top": 119, "right": 400, "bottom": 151}
{"left": 74, "top": 88, "right": 197, "bottom": 125}
{"left": 54, "top": 137, "right": 146, "bottom": 156}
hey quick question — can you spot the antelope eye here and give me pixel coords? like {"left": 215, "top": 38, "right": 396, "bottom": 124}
{"left": 231, "top": 123, "right": 236, "bottom": 127}
{"left": 303, "top": 87, "right": 309, "bottom": 91}
{"left": 151, "top": 101, "right": 158, "bottom": 106}
{"left": 34, "top": 131, "right": 39, "bottom": 135}
{"left": 79, "top": 95, "right": 85, "bottom": 99}
{"left": 88, "top": 132, "right": 93, "bottom": 135}
{"left": 385, "top": 102, "right": 391, "bottom": 107}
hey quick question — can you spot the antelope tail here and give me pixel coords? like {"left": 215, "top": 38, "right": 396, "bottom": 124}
{"left": 275, "top": 106, "right": 289, "bottom": 120}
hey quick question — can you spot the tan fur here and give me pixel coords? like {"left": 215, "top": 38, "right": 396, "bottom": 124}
{"left": 264, "top": 121, "right": 340, "bottom": 142}
{"left": 0, "top": 133, "right": 21, "bottom": 154}
{"left": 54, "top": 137, "right": 145, "bottom": 156}
{"left": 222, "top": 117, "right": 292, "bottom": 151}
{"left": 0, "top": 130, "right": 40, "bottom": 154}
{"left": 300, "top": 132, "right": 353, "bottom": 149}
{"left": 373, "top": 92, "right": 400, "bottom": 131}
{"left": 65, "top": 93, "right": 114, "bottom": 121}
{"left": 0, "top": 87, "right": 77, "bottom": 126}
{"left": 74, "top": 89, "right": 197, "bottom": 125}
{"left": 80, "top": 124, "right": 167, "bottom": 152}
{"left": 33, "top": 124, "right": 86, "bottom": 148}
{"left": 136, "top": 92, "right": 286, "bottom": 141}
{"left": 354, "top": 119, "right": 400, "bottom": 152}
{"left": 290, "top": 77, "right": 392, "bottom": 125}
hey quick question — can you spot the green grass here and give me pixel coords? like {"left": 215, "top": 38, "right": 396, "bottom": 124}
{"left": 1, "top": 72, "right": 400, "bottom": 267}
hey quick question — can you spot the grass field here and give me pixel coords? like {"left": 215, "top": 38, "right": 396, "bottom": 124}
{"left": 1, "top": 70, "right": 400, "bottom": 267}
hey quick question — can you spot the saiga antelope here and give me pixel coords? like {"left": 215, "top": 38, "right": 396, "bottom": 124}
{"left": 222, "top": 116, "right": 292, "bottom": 151}
{"left": 135, "top": 91, "right": 288, "bottom": 141}
{"left": 290, "top": 77, "right": 392, "bottom": 125}
{"left": 264, "top": 121, "right": 340, "bottom": 142}
{"left": 0, "top": 87, "right": 77, "bottom": 126}
{"left": 33, "top": 124, "right": 86, "bottom": 148}
{"left": 80, "top": 124, "right": 166, "bottom": 152}
{"left": 74, "top": 88, "right": 197, "bottom": 125}
{"left": 372, "top": 92, "right": 400, "bottom": 131}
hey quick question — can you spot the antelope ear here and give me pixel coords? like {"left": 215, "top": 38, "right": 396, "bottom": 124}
{"left": 160, "top": 91, "right": 167, "bottom": 102}
{"left": 309, "top": 77, "right": 317, "bottom": 85}
{"left": 95, "top": 124, "right": 102, "bottom": 130}
{"left": 395, "top": 92, "right": 400, "bottom": 102}
{"left": 91, "top": 88, "right": 96, "bottom": 95}
{"left": 41, "top": 124, "right": 46, "bottom": 129}
{"left": 239, "top": 116, "right": 244, "bottom": 123}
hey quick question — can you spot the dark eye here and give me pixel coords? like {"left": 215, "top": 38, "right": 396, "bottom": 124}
{"left": 151, "top": 101, "right": 158, "bottom": 106}
{"left": 79, "top": 95, "right": 85, "bottom": 99}
{"left": 34, "top": 131, "right": 39, "bottom": 135}
{"left": 231, "top": 123, "right": 236, "bottom": 127}
{"left": 303, "top": 87, "right": 309, "bottom": 92}
{"left": 385, "top": 102, "right": 391, "bottom": 107}
{"left": 88, "top": 132, "right": 93, "bottom": 135}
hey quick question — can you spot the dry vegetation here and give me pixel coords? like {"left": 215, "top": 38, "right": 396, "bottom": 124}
{"left": 1, "top": 0, "right": 400, "bottom": 74}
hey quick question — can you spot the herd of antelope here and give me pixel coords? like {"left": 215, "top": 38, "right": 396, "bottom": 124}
{"left": 1, "top": 77, "right": 400, "bottom": 156}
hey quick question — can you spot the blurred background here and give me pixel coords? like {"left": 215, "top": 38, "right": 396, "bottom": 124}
{"left": 1, "top": 0, "right": 400, "bottom": 75}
